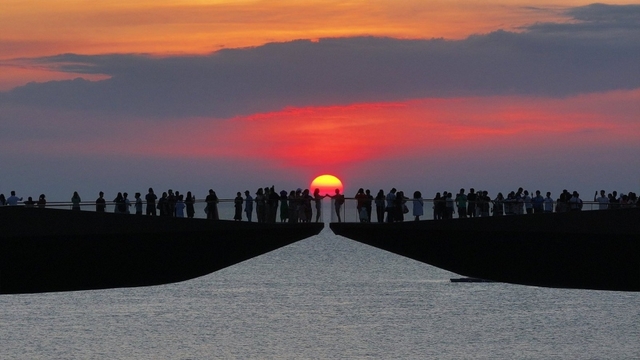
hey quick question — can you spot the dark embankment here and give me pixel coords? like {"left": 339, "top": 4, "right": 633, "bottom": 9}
{"left": 331, "top": 208, "right": 640, "bottom": 291}
{"left": 1, "top": 207, "right": 323, "bottom": 294}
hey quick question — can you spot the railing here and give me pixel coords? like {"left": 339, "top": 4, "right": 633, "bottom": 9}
{"left": 7, "top": 198, "right": 326, "bottom": 223}
{"left": 6, "top": 196, "right": 634, "bottom": 223}
{"left": 328, "top": 197, "right": 630, "bottom": 223}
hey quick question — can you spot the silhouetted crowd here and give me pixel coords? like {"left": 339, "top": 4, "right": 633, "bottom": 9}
{"left": 1, "top": 186, "right": 637, "bottom": 223}
{"left": 346, "top": 187, "right": 639, "bottom": 223}
{"left": 0, "top": 186, "right": 336, "bottom": 223}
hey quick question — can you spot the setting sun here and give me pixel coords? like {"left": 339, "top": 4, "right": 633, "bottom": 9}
{"left": 310, "top": 174, "right": 344, "bottom": 196}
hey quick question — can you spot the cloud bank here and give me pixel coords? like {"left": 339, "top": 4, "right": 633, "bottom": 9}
{"left": 1, "top": 3, "right": 639, "bottom": 119}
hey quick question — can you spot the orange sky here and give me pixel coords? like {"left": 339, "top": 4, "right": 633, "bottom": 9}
{"left": 0, "top": 0, "right": 606, "bottom": 90}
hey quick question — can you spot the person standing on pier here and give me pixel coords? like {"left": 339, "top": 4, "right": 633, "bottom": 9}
{"left": 280, "top": 190, "right": 290, "bottom": 222}
{"left": 244, "top": 190, "right": 253, "bottom": 222}
{"left": 175, "top": 195, "right": 186, "bottom": 218}
{"left": 355, "top": 188, "right": 368, "bottom": 222}
{"left": 234, "top": 192, "right": 243, "bottom": 221}
{"left": 455, "top": 189, "right": 467, "bottom": 218}
{"left": 37, "top": 194, "right": 46, "bottom": 208}
{"left": 255, "top": 188, "right": 265, "bottom": 222}
{"left": 492, "top": 193, "right": 505, "bottom": 216}
{"left": 123, "top": 192, "right": 131, "bottom": 214}
{"left": 71, "top": 191, "right": 81, "bottom": 211}
{"left": 543, "top": 192, "right": 554, "bottom": 213}
{"left": 568, "top": 191, "right": 583, "bottom": 211}
{"left": 412, "top": 191, "right": 424, "bottom": 221}
{"left": 113, "top": 192, "right": 124, "bottom": 213}
{"left": 96, "top": 191, "right": 106, "bottom": 212}
{"left": 329, "top": 188, "right": 345, "bottom": 222}
{"left": 375, "top": 189, "right": 385, "bottom": 223}
{"left": 185, "top": 192, "right": 195, "bottom": 218}
{"left": 466, "top": 189, "right": 477, "bottom": 218}
{"left": 134, "top": 193, "right": 143, "bottom": 215}
{"left": 6, "top": 191, "right": 23, "bottom": 206}
{"left": 385, "top": 188, "right": 397, "bottom": 222}
{"left": 145, "top": 188, "right": 157, "bottom": 216}
{"left": 365, "top": 189, "right": 373, "bottom": 222}
{"left": 24, "top": 197, "right": 35, "bottom": 207}
{"left": 313, "top": 188, "right": 325, "bottom": 223}
{"left": 594, "top": 190, "right": 609, "bottom": 210}
{"left": 532, "top": 190, "right": 544, "bottom": 214}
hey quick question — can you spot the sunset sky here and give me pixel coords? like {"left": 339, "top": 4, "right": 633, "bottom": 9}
{"left": 1, "top": 1, "right": 639, "bottom": 204}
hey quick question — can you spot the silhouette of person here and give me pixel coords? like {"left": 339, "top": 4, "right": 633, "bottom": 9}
{"left": 158, "top": 192, "right": 168, "bottom": 216}
{"left": 568, "top": 191, "right": 583, "bottom": 211}
{"left": 313, "top": 188, "right": 326, "bottom": 222}
{"left": 24, "top": 196, "right": 35, "bottom": 208}
{"left": 255, "top": 188, "right": 266, "bottom": 223}
{"left": 123, "top": 192, "right": 131, "bottom": 214}
{"left": 280, "top": 190, "right": 290, "bottom": 222}
{"left": 6, "top": 191, "right": 23, "bottom": 206}
{"left": 365, "top": 189, "right": 373, "bottom": 222}
{"left": 455, "top": 189, "right": 467, "bottom": 218}
{"left": 167, "top": 190, "right": 176, "bottom": 217}
{"left": 37, "top": 194, "right": 46, "bottom": 208}
{"left": 492, "top": 192, "right": 505, "bottom": 216}
{"left": 355, "top": 188, "right": 368, "bottom": 222}
{"left": 385, "top": 188, "right": 397, "bottom": 223}
{"left": 293, "top": 188, "right": 303, "bottom": 222}
{"left": 523, "top": 190, "right": 533, "bottom": 214}
{"left": 532, "top": 190, "right": 544, "bottom": 214}
{"left": 234, "top": 192, "right": 243, "bottom": 221}
{"left": 543, "top": 192, "right": 554, "bottom": 213}
{"left": 412, "top": 191, "right": 424, "bottom": 221}
{"left": 96, "top": 191, "right": 106, "bottom": 212}
{"left": 175, "top": 195, "right": 185, "bottom": 218}
{"left": 395, "top": 190, "right": 408, "bottom": 222}
{"left": 185, "top": 191, "right": 195, "bottom": 218}
{"left": 466, "top": 188, "right": 477, "bottom": 218}
{"left": 479, "top": 191, "right": 490, "bottom": 217}
{"left": 244, "top": 190, "right": 253, "bottom": 222}
{"left": 113, "top": 192, "right": 125, "bottom": 213}
{"left": 145, "top": 188, "right": 157, "bottom": 216}
{"left": 268, "top": 186, "right": 280, "bottom": 223}
{"left": 374, "top": 190, "right": 385, "bottom": 223}
{"left": 301, "top": 189, "right": 313, "bottom": 223}
{"left": 609, "top": 191, "right": 619, "bottom": 209}
{"left": 134, "top": 192, "right": 143, "bottom": 215}
{"left": 433, "top": 192, "right": 444, "bottom": 220}
{"left": 205, "top": 189, "right": 219, "bottom": 220}
{"left": 0, "top": 194, "right": 6, "bottom": 206}
{"left": 594, "top": 190, "right": 609, "bottom": 210}
{"left": 288, "top": 190, "right": 298, "bottom": 223}
{"left": 329, "top": 188, "right": 345, "bottom": 222}
{"left": 71, "top": 191, "right": 81, "bottom": 211}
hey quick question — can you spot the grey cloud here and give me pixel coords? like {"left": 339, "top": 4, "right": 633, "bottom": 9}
{"left": 567, "top": 3, "right": 640, "bottom": 24}
{"left": 527, "top": 3, "right": 640, "bottom": 35}
{"left": 1, "top": 4, "right": 639, "bottom": 119}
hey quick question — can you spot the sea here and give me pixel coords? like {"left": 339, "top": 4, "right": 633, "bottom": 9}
{"left": 2, "top": 204, "right": 639, "bottom": 359}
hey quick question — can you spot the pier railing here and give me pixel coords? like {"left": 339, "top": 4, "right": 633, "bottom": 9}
{"left": 7, "top": 196, "right": 631, "bottom": 223}
{"left": 10, "top": 197, "right": 326, "bottom": 222}
{"left": 328, "top": 197, "right": 627, "bottom": 223}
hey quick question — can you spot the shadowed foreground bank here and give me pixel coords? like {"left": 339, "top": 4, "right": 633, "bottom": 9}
{"left": 331, "top": 208, "right": 640, "bottom": 291}
{"left": 0, "top": 207, "right": 323, "bottom": 294}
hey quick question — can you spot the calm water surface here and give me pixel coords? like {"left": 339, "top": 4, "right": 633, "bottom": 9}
{"left": 2, "top": 227, "right": 639, "bottom": 359}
